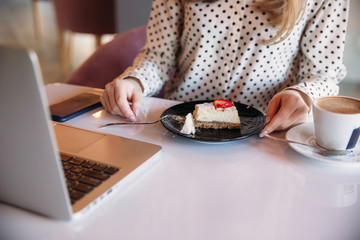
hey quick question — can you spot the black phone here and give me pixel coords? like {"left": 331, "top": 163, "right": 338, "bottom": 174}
{"left": 49, "top": 92, "right": 102, "bottom": 122}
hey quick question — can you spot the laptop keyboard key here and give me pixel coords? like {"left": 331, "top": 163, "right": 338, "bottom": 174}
{"left": 62, "top": 162, "right": 73, "bottom": 170}
{"left": 73, "top": 183, "right": 93, "bottom": 193}
{"left": 68, "top": 158, "right": 85, "bottom": 165}
{"left": 67, "top": 180, "right": 76, "bottom": 188}
{"left": 82, "top": 161, "right": 96, "bottom": 168}
{"left": 93, "top": 164, "right": 107, "bottom": 171}
{"left": 67, "top": 172, "right": 81, "bottom": 181}
{"left": 60, "top": 154, "right": 72, "bottom": 162}
{"left": 70, "top": 190, "right": 84, "bottom": 200}
{"left": 104, "top": 167, "right": 119, "bottom": 175}
{"left": 71, "top": 165, "right": 84, "bottom": 173}
{"left": 83, "top": 169, "right": 110, "bottom": 180}
{"left": 79, "top": 176, "right": 101, "bottom": 187}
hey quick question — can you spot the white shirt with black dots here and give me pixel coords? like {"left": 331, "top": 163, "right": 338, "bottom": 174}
{"left": 118, "top": 0, "right": 348, "bottom": 113}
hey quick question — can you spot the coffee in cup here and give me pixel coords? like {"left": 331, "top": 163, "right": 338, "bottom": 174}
{"left": 313, "top": 96, "right": 360, "bottom": 150}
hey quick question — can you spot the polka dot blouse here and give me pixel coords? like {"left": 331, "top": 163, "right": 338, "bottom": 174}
{"left": 118, "top": 0, "right": 349, "bottom": 113}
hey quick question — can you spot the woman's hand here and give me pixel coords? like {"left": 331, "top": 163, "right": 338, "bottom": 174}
{"left": 259, "top": 89, "right": 311, "bottom": 137}
{"left": 100, "top": 77, "right": 143, "bottom": 121}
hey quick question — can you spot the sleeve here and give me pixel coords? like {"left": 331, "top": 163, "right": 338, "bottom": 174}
{"left": 116, "top": 0, "right": 184, "bottom": 96}
{"left": 289, "top": 0, "right": 349, "bottom": 101}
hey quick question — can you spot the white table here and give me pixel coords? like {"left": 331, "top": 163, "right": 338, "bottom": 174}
{"left": 1, "top": 83, "right": 360, "bottom": 240}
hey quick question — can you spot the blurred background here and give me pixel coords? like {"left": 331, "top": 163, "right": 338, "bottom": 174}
{"left": 0, "top": 0, "right": 359, "bottom": 98}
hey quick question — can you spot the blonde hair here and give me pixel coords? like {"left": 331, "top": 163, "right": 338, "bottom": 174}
{"left": 184, "top": 0, "right": 307, "bottom": 44}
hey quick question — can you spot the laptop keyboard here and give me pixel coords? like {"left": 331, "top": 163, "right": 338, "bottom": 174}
{"left": 60, "top": 154, "right": 120, "bottom": 204}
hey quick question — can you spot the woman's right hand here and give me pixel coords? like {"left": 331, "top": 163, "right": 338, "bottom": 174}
{"left": 100, "top": 77, "right": 143, "bottom": 122}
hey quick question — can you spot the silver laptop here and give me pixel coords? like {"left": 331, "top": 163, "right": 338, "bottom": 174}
{"left": 0, "top": 45, "right": 162, "bottom": 220}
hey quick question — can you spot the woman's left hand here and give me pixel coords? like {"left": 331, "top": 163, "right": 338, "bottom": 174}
{"left": 259, "top": 89, "right": 310, "bottom": 137}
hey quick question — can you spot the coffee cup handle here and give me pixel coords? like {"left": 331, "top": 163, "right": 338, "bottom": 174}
{"left": 346, "top": 127, "right": 360, "bottom": 149}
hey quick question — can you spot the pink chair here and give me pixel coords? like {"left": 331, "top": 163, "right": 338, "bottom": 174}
{"left": 65, "top": 25, "right": 147, "bottom": 89}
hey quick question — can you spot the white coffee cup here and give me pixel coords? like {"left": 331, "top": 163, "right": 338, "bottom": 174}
{"left": 312, "top": 96, "right": 360, "bottom": 150}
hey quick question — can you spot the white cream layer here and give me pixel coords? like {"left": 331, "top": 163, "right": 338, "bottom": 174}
{"left": 193, "top": 103, "right": 240, "bottom": 123}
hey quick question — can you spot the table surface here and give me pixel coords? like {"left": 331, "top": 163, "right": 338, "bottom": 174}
{"left": 1, "top": 83, "right": 360, "bottom": 240}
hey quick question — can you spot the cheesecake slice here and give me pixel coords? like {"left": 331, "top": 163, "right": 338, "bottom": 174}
{"left": 192, "top": 99, "right": 241, "bottom": 129}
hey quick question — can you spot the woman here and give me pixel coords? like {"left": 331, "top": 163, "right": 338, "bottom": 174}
{"left": 101, "top": 0, "right": 348, "bottom": 136}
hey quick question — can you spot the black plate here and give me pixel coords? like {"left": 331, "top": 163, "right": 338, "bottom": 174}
{"left": 160, "top": 100, "right": 266, "bottom": 142}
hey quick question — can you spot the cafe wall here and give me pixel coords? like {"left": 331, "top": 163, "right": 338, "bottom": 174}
{"left": 115, "top": 0, "right": 152, "bottom": 33}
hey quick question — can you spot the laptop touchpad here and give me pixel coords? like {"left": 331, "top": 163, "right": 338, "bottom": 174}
{"left": 53, "top": 123, "right": 105, "bottom": 154}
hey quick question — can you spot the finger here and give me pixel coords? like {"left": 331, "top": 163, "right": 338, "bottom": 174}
{"left": 269, "top": 109, "right": 296, "bottom": 131}
{"left": 260, "top": 98, "right": 297, "bottom": 137}
{"left": 100, "top": 94, "right": 108, "bottom": 110}
{"left": 106, "top": 84, "right": 124, "bottom": 116}
{"left": 265, "top": 96, "right": 281, "bottom": 124}
{"left": 259, "top": 96, "right": 282, "bottom": 137}
{"left": 260, "top": 101, "right": 308, "bottom": 137}
{"left": 260, "top": 90, "right": 311, "bottom": 137}
{"left": 102, "top": 84, "right": 115, "bottom": 113}
{"left": 116, "top": 86, "right": 136, "bottom": 121}
{"left": 100, "top": 91, "right": 114, "bottom": 114}
{"left": 273, "top": 95, "right": 309, "bottom": 129}
{"left": 278, "top": 105, "right": 308, "bottom": 128}
{"left": 130, "top": 88, "right": 143, "bottom": 117}
{"left": 261, "top": 109, "right": 293, "bottom": 136}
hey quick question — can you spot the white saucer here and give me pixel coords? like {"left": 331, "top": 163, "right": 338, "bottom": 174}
{"left": 286, "top": 122, "right": 360, "bottom": 166}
